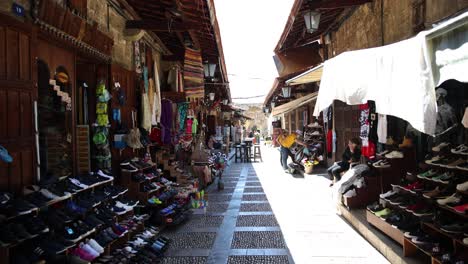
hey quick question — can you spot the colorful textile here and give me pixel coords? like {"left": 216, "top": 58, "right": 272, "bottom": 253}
{"left": 161, "top": 99, "right": 173, "bottom": 145}
{"left": 178, "top": 103, "right": 189, "bottom": 132}
{"left": 183, "top": 48, "right": 204, "bottom": 98}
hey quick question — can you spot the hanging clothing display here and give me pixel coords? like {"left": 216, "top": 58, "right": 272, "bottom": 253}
{"left": 359, "top": 104, "right": 375, "bottom": 158}
{"left": 192, "top": 118, "right": 199, "bottom": 135}
{"left": 178, "top": 103, "right": 189, "bottom": 132}
{"left": 161, "top": 99, "right": 173, "bottom": 145}
{"left": 134, "top": 41, "right": 142, "bottom": 74}
{"left": 186, "top": 118, "right": 193, "bottom": 134}
{"left": 377, "top": 114, "right": 387, "bottom": 144}
{"left": 153, "top": 61, "right": 162, "bottom": 124}
{"left": 148, "top": 78, "right": 155, "bottom": 117}
{"left": 167, "top": 68, "right": 177, "bottom": 91}
{"left": 183, "top": 48, "right": 205, "bottom": 98}
{"left": 143, "top": 67, "right": 149, "bottom": 93}
{"left": 141, "top": 93, "right": 152, "bottom": 131}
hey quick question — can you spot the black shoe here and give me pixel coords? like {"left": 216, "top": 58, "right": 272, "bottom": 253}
{"left": 11, "top": 223, "right": 34, "bottom": 240}
{"left": 24, "top": 216, "right": 49, "bottom": 235}
{"left": 440, "top": 223, "right": 468, "bottom": 234}
{"left": 24, "top": 192, "right": 51, "bottom": 208}
{"left": 121, "top": 164, "right": 138, "bottom": 172}
{"left": 11, "top": 198, "right": 37, "bottom": 214}
{"left": 0, "top": 228, "right": 18, "bottom": 246}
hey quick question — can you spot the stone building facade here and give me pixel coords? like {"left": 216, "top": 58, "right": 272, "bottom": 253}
{"left": 329, "top": 0, "right": 468, "bottom": 57}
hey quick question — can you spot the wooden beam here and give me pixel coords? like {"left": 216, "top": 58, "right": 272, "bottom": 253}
{"left": 162, "top": 55, "right": 184, "bottom": 61}
{"left": 308, "top": 0, "right": 372, "bottom": 9}
{"left": 126, "top": 20, "right": 202, "bottom": 31}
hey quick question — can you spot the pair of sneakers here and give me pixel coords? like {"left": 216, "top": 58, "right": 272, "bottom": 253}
{"left": 73, "top": 239, "right": 104, "bottom": 261}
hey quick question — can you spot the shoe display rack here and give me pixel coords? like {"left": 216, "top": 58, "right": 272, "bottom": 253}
{"left": 120, "top": 163, "right": 159, "bottom": 203}
{"left": 0, "top": 172, "right": 146, "bottom": 263}
{"left": 366, "top": 176, "right": 467, "bottom": 261}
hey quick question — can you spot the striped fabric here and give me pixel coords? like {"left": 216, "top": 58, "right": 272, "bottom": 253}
{"left": 184, "top": 48, "right": 205, "bottom": 98}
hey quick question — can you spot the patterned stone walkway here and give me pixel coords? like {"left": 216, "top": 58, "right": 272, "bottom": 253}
{"left": 161, "top": 163, "right": 292, "bottom": 264}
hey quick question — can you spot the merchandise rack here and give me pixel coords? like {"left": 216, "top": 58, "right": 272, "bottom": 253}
{"left": 0, "top": 176, "right": 136, "bottom": 263}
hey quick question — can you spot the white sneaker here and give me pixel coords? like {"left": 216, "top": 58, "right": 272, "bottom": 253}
{"left": 311, "top": 131, "right": 321, "bottom": 136}
{"left": 451, "top": 144, "right": 468, "bottom": 154}
{"left": 115, "top": 201, "right": 133, "bottom": 211}
{"left": 81, "top": 242, "right": 100, "bottom": 257}
{"left": 87, "top": 239, "right": 104, "bottom": 254}
{"left": 456, "top": 181, "right": 468, "bottom": 192}
{"left": 308, "top": 122, "right": 321, "bottom": 128}
{"left": 437, "top": 193, "right": 461, "bottom": 206}
{"left": 432, "top": 142, "right": 449, "bottom": 152}
{"left": 97, "top": 170, "right": 114, "bottom": 180}
{"left": 69, "top": 178, "right": 88, "bottom": 188}
{"left": 343, "top": 189, "right": 357, "bottom": 198}
{"left": 377, "top": 150, "right": 390, "bottom": 156}
{"left": 385, "top": 151, "right": 404, "bottom": 159}
{"left": 124, "top": 246, "right": 137, "bottom": 254}
{"left": 40, "top": 189, "right": 60, "bottom": 200}
{"left": 463, "top": 237, "right": 468, "bottom": 245}
{"left": 380, "top": 190, "right": 396, "bottom": 199}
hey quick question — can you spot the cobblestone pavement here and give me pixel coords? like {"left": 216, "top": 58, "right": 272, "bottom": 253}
{"left": 161, "top": 146, "right": 389, "bottom": 264}
{"left": 161, "top": 161, "right": 292, "bottom": 264}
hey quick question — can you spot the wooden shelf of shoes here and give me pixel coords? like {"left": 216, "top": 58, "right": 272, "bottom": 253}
{"left": 368, "top": 178, "right": 468, "bottom": 263}
{"left": 0, "top": 176, "right": 130, "bottom": 263}
{"left": 120, "top": 164, "right": 163, "bottom": 204}
{"left": 343, "top": 175, "right": 381, "bottom": 209}
{"left": 155, "top": 151, "right": 190, "bottom": 184}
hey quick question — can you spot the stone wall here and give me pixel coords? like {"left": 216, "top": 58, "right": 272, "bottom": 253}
{"left": 87, "top": 0, "right": 133, "bottom": 70}
{"left": 331, "top": 0, "right": 382, "bottom": 56}
{"left": 330, "top": 0, "right": 468, "bottom": 56}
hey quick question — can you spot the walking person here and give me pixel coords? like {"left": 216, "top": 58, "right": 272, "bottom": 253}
{"left": 328, "top": 137, "right": 361, "bottom": 186}
{"left": 277, "top": 130, "right": 307, "bottom": 173}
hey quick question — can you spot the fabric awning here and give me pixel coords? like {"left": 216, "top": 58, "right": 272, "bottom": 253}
{"left": 286, "top": 64, "right": 323, "bottom": 86}
{"left": 313, "top": 11, "right": 468, "bottom": 136}
{"left": 272, "top": 92, "right": 318, "bottom": 116}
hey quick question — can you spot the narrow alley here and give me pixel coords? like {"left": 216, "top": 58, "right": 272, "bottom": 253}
{"left": 160, "top": 147, "right": 389, "bottom": 264}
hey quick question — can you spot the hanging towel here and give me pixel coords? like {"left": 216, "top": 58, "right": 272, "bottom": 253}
{"left": 141, "top": 93, "right": 152, "bottom": 131}
{"left": 377, "top": 114, "right": 387, "bottom": 144}
{"left": 153, "top": 61, "right": 162, "bottom": 123}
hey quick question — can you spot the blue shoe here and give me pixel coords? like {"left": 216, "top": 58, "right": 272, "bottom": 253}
{"left": 0, "top": 146, "right": 12, "bottom": 163}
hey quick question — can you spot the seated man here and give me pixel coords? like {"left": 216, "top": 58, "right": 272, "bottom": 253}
{"left": 328, "top": 137, "right": 361, "bottom": 186}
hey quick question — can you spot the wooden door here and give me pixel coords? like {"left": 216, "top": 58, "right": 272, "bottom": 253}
{"left": 0, "top": 14, "right": 36, "bottom": 194}
{"left": 334, "top": 101, "right": 360, "bottom": 159}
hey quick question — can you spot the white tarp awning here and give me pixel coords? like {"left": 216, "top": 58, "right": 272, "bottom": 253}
{"left": 313, "top": 11, "right": 468, "bottom": 136}
{"left": 286, "top": 64, "right": 323, "bottom": 85}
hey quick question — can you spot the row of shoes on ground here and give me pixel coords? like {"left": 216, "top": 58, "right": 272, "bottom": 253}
{"left": 0, "top": 197, "right": 137, "bottom": 246}
{"left": 380, "top": 187, "right": 467, "bottom": 214}
{"left": 425, "top": 154, "right": 468, "bottom": 170}
{"left": 94, "top": 227, "right": 167, "bottom": 264}
{"left": 431, "top": 142, "right": 468, "bottom": 155}
{"left": 369, "top": 203, "right": 468, "bottom": 237}
{"left": 373, "top": 195, "right": 468, "bottom": 234}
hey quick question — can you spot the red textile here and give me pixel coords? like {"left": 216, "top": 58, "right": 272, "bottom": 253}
{"left": 327, "top": 129, "right": 333, "bottom": 153}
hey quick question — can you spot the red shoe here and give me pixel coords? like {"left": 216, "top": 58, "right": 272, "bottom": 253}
{"left": 404, "top": 181, "right": 424, "bottom": 193}
{"left": 452, "top": 203, "right": 468, "bottom": 214}
{"left": 406, "top": 202, "right": 425, "bottom": 213}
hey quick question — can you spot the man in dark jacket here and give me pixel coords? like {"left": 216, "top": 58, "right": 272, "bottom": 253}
{"left": 328, "top": 137, "right": 361, "bottom": 186}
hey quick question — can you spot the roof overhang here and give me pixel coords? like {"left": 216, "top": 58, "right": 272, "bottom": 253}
{"left": 286, "top": 63, "right": 323, "bottom": 85}
{"left": 272, "top": 92, "right": 318, "bottom": 116}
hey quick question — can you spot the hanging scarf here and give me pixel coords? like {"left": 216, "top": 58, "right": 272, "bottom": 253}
{"left": 178, "top": 103, "right": 189, "bottom": 132}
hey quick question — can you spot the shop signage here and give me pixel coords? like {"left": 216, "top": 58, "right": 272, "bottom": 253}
{"left": 12, "top": 3, "right": 25, "bottom": 17}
